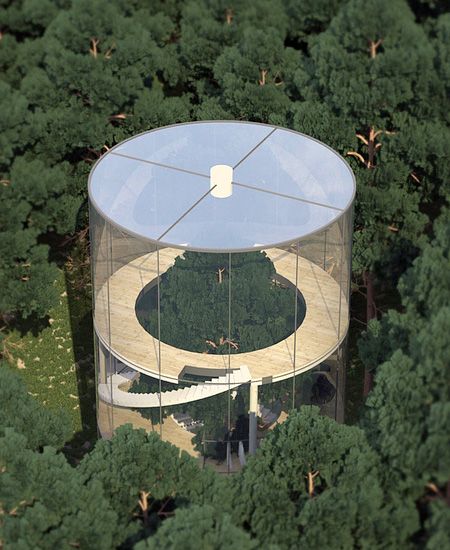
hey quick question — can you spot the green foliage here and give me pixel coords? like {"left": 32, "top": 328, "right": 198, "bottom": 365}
{"left": 1, "top": 0, "right": 449, "bottom": 547}
{"left": 135, "top": 504, "right": 258, "bottom": 550}
{"left": 213, "top": 26, "right": 296, "bottom": 123}
{"left": 0, "top": 364, "right": 71, "bottom": 449}
{"left": 360, "top": 209, "right": 450, "bottom": 542}
{"left": 424, "top": 499, "right": 450, "bottom": 550}
{"left": 291, "top": 0, "right": 445, "bottom": 283}
{"left": 0, "top": 0, "right": 190, "bottom": 320}
{"left": 399, "top": 208, "right": 450, "bottom": 317}
{"left": 0, "top": 82, "right": 30, "bottom": 168}
{"left": 141, "top": 251, "right": 302, "bottom": 354}
{"left": 362, "top": 212, "right": 450, "bottom": 492}
{"left": 231, "top": 407, "right": 391, "bottom": 548}
{"left": 0, "top": 428, "right": 118, "bottom": 550}
{"left": 359, "top": 208, "right": 450, "bottom": 367}
{"left": 0, "top": 0, "right": 67, "bottom": 37}
{"left": 297, "top": 0, "right": 435, "bottom": 123}
{"left": 431, "top": 14, "right": 450, "bottom": 124}
{"left": 79, "top": 425, "right": 228, "bottom": 521}
{"left": 283, "top": 0, "right": 345, "bottom": 41}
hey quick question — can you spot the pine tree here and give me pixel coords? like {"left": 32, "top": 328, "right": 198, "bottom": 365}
{"left": 213, "top": 25, "right": 296, "bottom": 123}
{"left": 79, "top": 425, "right": 231, "bottom": 525}
{"left": 360, "top": 209, "right": 450, "bottom": 545}
{"left": 230, "top": 407, "right": 392, "bottom": 548}
{"left": 135, "top": 505, "right": 257, "bottom": 550}
{"left": 292, "top": 0, "right": 439, "bottom": 392}
{"left": 0, "top": 365, "right": 71, "bottom": 449}
{"left": 0, "top": 428, "right": 119, "bottom": 549}
{"left": 0, "top": 0, "right": 191, "bottom": 320}
{"left": 283, "top": 0, "right": 345, "bottom": 42}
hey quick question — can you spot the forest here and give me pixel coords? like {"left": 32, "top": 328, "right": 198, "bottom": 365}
{"left": 0, "top": 0, "right": 449, "bottom": 548}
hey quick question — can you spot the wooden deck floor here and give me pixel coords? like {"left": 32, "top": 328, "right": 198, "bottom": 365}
{"left": 94, "top": 247, "right": 348, "bottom": 384}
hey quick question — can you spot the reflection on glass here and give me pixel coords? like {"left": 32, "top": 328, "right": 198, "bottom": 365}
{"left": 160, "top": 184, "right": 339, "bottom": 250}
{"left": 234, "top": 128, "right": 354, "bottom": 209}
{"left": 114, "top": 122, "right": 274, "bottom": 174}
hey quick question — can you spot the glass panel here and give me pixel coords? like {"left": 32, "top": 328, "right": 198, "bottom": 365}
{"left": 89, "top": 154, "right": 210, "bottom": 243}
{"left": 339, "top": 209, "right": 353, "bottom": 340}
{"left": 90, "top": 204, "right": 109, "bottom": 356}
{"left": 89, "top": 203, "right": 107, "bottom": 305}
{"left": 114, "top": 122, "right": 274, "bottom": 175}
{"left": 160, "top": 184, "right": 338, "bottom": 251}
{"left": 152, "top": 249, "right": 232, "bottom": 466}
{"left": 234, "top": 128, "right": 354, "bottom": 210}
{"left": 227, "top": 245, "right": 301, "bottom": 457}
{"left": 95, "top": 335, "right": 114, "bottom": 438}
{"left": 229, "top": 245, "right": 302, "bottom": 376}
{"left": 298, "top": 363, "right": 338, "bottom": 416}
{"left": 91, "top": 218, "right": 351, "bottom": 450}
{"left": 90, "top": 122, "right": 355, "bottom": 252}
{"left": 299, "top": 347, "right": 345, "bottom": 422}
{"left": 289, "top": 234, "right": 341, "bottom": 383}
{"left": 90, "top": 206, "right": 110, "bottom": 437}
{"left": 258, "top": 376, "right": 295, "bottom": 433}
{"left": 92, "top": 223, "right": 160, "bottom": 437}
{"left": 293, "top": 228, "right": 327, "bottom": 268}
{"left": 335, "top": 342, "right": 347, "bottom": 423}
{"left": 90, "top": 206, "right": 111, "bottom": 438}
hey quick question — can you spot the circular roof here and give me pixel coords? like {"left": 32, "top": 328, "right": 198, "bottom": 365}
{"left": 88, "top": 121, "right": 355, "bottom": 252}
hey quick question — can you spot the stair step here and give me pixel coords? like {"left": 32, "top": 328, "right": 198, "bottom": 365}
{"left": 99, "top": 365, "right": 251, "bottom": 408}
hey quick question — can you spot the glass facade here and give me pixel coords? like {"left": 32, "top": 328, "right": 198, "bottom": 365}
{"left": 89, "top": 121, "right": 355, "bottom": 472}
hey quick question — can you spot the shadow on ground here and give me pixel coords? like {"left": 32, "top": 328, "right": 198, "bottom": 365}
{"left": 62, "top": 236, "right": 97, "bottom": 460}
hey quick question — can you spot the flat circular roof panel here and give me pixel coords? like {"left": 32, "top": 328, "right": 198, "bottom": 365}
{"left": 88, "top": 121, "right": 355, "bottom": 251}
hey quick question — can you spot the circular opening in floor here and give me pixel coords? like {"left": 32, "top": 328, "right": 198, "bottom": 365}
{"left": 135, "top": 250, "right": 306, "bottom": 354}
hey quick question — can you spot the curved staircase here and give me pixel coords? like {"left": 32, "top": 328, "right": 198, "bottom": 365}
{"left": 98, "top": 365, "right": 251, "bottom": 408}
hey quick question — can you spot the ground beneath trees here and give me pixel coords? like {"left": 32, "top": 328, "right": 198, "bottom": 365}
{"left": 5, "top": 262, "right": 96, "bottom": 453}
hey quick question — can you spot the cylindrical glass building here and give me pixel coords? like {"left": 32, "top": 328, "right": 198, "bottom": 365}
{"left": 89, "top": 121, "right": 355, "bottom": 472}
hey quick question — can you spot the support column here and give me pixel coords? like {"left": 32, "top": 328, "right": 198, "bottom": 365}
{"left": 98, "top": 340, "right": 107, "bottom": 384}
{"left": 249, "top": 382, "right": 258, "bottom": 455}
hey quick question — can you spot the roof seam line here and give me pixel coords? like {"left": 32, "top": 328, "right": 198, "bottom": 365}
{"left": 110, "top": 151, "right": 209, "bottom": 179}
{"left": 232, "top": 127, "right": 277, "bottom": 170}
{"left": 232, "top": 181, "right": 344, "bottom": 212}
{"left": 157, "top": 186, "right": 216, "bottom": 242}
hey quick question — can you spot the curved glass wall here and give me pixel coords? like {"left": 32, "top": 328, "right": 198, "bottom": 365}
{"left": 89, "top": 121, "right": 354, "bottom": 472}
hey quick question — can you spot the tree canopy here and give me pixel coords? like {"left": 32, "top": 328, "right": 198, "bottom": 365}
{"left": 0, "top": 0, "right": 448, "bottom": 548}
{"left": 139, "top": 250, "right": 303, "bottom": 354}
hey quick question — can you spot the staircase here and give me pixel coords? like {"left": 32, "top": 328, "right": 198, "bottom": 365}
{"left": 98, "top": 365, "right": 251, "bottom": 408}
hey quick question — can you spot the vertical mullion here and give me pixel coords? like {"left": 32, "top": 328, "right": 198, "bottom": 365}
{"left": 227, "top": 252, "right": 232, "bottom": 473}
{"left": 106, "top": 222, "right": 114, "bottom": 434}
{"left": 292, "top": 241, "right": 299, "bottom": 411}
{"left": 90, "top": 207, "right": 100, "bottom": 440}
{"left": 157, "top": 245, "right": 162, "bottom": 435}
{"left": 336, "top": 219, "right": 345, "bottom": 343}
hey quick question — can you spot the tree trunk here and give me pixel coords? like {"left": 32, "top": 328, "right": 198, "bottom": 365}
{"left": 363, "top": 271, "right": 376, "bottom": 396}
